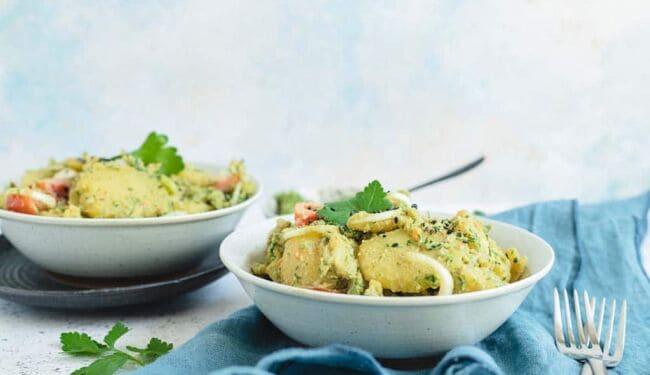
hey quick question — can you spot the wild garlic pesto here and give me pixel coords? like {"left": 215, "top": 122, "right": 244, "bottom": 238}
{"left": 1, "top": 156, "right": 256, "bottom": 218}
{"left": 252, "top": 181, "right": 527, "bottom": 297}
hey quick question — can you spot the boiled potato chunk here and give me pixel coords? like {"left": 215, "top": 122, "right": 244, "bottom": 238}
{"left": 70, "top": 161, "right": 173, "bottom": 218}
{"left": 364, "top": 279, "right": 384, "bottom": 296}
{"left": 172, "top": 199, "right": 213, "bottom": 214}
{"left": 358, "top": 230, "right": 453, "bottom": 295}
{"left": 274, "top": 227, "right": 360, "bottom": 291}
{"left": 176, "top": 166, "right": 215, "bottom": 187}
{"left": 280, "top": 233, "right": 324, "bottom": 287}
{"left": 505, "top": 247, "right": 527, "bottom": 281}
{"left": 322, "top": 231, "right": 361, "bottom": 279}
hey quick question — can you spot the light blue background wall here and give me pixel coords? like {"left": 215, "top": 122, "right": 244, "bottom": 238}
{"left": 1, "top": 1, "right": 648, "bottom": 208}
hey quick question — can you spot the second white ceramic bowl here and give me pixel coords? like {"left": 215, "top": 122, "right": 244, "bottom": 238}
{"left": 220, "top": 213, "right": 554, "bottom": 358}
{"left": 0, "top": 173, "right": 262, "bottom": 278}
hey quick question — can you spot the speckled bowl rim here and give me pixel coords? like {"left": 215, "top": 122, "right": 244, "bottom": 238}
{"left": 221, "top": 213, "right": 555, "bottom": 307}
{"left": 0, "top": 163, "right": 262, "bottom": 227}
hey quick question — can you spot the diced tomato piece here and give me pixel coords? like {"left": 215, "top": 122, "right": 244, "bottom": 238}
{"left": 294, "top": 202, "right": 323, "bottom": 227}
{"left": 5, "top": 193, "right": 38, "bottom": 215}
{"left": 36, "top": 178, "right": 70, "bottom": 199}
{"left": 213, "top": 175, "right": 240, "bottom": 192}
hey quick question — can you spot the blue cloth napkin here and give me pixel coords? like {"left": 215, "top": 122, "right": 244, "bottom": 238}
{"left": 134, "top": 194, "right": 650, "bottom": 375}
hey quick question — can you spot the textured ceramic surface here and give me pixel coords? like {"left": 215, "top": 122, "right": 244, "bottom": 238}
{"left": 0, "top": 178, "right": 261, "bottom": 278}
{"left": 220, "top": 213, "right": 554, "bottom": 358}
{"left": 0, "top": 236, "right": 228, "bottom": 308}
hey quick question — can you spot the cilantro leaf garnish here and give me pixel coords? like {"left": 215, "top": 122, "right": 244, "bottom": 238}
{"left": 103, "top": 322, "right": 129, "bottom": 348}
{"left": 317, "top": 180, "right": 392, "bottom": 226}
{"left": 316, "top": 200, "right": 356, "bottom": 226}
{"left": 352, "top": 180, "right": 392, "bottom": 211}
{"left": 71, "top": 353, "right": 130, "bottom": 375}
{"left": 131, "top": 132, "right": 185, "bottom": 176}
{"left": 60, "top": 322, "right": 173, "bottom": 375}
{"left": 126, "top": 338, "right": 174, "bottom": 363}
{"left": 60, "top": 332, "right": 107, "bottom": 355}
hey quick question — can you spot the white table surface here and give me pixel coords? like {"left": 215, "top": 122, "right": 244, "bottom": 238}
{"left": 1, "top": 201, "right": 648, "bottom": 374}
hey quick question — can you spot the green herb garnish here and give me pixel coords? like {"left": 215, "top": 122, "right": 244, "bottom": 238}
{"left": 274, "top": 191, "right": 306, "bottom": 215}
{"left": 60, "top": 322, "right": 173, "bottom": 375}
{"left": 317, "top": 180, "right": 392, "bottom": 226}
{"left": 126, "top": 338, "right": 174, "bottom": 364}
{"left": 132, "top": 132, "right": 185, "bottom": 176}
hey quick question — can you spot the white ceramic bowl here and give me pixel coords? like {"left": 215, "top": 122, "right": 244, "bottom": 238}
{"left": 0, "top": 171, "right": 262, "bottom": 278}
{"left": 220, "top": 213, "right": 554, "bottom": 358}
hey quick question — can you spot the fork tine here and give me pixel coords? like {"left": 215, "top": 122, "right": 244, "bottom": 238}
{"left": 596, "top": 297, "right": 606, "bottom": 343}
{"left": 603, "top": 299, "right": 617, "bottom": 356}
{"left": 584, "top": 296, "right": 596, "bottom": 346}
{"left": 563, "top": 289, "right": 577, "bottom": 347}
{"left": 553, "top": 288, "right": 566, "bottom": 346}
{"left": 583, "top": 291, "right": 599, "bottom": 347}
{"left": 573, "top": 289, "right": 587, "bottom": 345}
{"left": 611, "top": 300, "right": 627, "bottom": 361}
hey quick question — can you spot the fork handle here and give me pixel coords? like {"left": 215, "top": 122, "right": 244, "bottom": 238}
{"left": 585, "top": 358, "right": 607, "bottom": 375}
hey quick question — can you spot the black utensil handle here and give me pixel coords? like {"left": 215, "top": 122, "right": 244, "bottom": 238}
{"left": 408, "top": 156, "right": 485, "bottom": 192}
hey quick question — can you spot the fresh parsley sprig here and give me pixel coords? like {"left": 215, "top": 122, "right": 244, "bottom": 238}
{"left": 60, "top": 322, "right": 173, "bottom": 375}
{"left": 131, "top": 132, "right": 185, "bottom": 176}
{"left": 317, "top": 180, "right": 393, "bottom": 226}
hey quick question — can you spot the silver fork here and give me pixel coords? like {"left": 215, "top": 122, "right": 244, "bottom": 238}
{"left": 554, "top": 289, "right": 606, "bottom": 374}
{"left": 553, "top": 288, "right": 628, "bottom": 374}
{"left": 582, "top": 290, "right": 627, "bottom": 372}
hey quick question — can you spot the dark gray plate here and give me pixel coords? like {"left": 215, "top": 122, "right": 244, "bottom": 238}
{"left": 0, "top": 236, "right": 228, "bottom": 309}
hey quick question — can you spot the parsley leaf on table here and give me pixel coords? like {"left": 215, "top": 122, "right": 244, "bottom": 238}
{"left": 102, "top": 322, "right": 129, "bottom": 348}
{"left": 317, "top": 180, "right": 393, "bottom": 226}
{"left": 60, "top": 332, "right": 107, "bottom": 355}
{"left": 60, "top": 322, "right": 173, "bottom": 375}
{"left": 132, "top": 132, "right": 185, "bottom": 176}
{"left": 126, "top": 338, "right": 174, "bottom": 363}
{"left": 71, "top": 353, "right": 130, "bottom": 375}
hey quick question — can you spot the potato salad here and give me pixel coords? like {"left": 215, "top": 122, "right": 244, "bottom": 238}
{"left": 0, "top": 132, "right": 256, "bottom": 218}
{"left": 252, "top": 181, "right": 527, "bottom": 296}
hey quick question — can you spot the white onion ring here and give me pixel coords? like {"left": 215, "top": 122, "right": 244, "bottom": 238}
{"left": 350, "top": 209, "right": 401, "bottom": 224}
{"left": 387, "top": 192, "right": 412, "bottom": 207}
{"left": 30, "top": 191, "right": 56, "bottom": 209}
{"left": 230, "top": 183, "right": 242, "bottom": 204}
{"left": 405, "top": 252, "right": 454, "bottom": 296}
